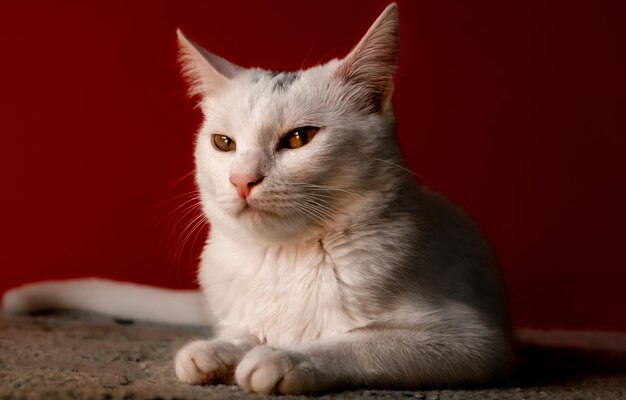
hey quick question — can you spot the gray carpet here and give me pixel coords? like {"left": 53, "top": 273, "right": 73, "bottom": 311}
{"left": 1, "top": 311, "right": 625, "bottom": 399}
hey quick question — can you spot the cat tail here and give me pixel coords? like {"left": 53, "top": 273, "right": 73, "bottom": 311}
{"left": 1, "top": 278, "right": 209, "bottom": 325}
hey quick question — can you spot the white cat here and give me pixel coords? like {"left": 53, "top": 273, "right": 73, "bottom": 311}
{"left": 3, "top": 3, "right": 511, "bottom": 395}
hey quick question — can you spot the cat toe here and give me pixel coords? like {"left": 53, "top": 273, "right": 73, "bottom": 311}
{"left": 175, "top": 339, "right": 244, "bottom": 385}
{"left": 235, "top": 345, "right": 315, "bottom": 395}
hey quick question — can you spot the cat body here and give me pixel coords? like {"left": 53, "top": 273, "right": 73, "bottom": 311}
{"left": 3, "top": 3, "right": 511, "bottom": 394}
{"left": 174, "top": 4, "right": 511, "bottom": 393}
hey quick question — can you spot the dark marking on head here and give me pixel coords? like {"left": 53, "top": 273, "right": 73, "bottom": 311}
{"left": 269, "top": 71, "right": 301, "bottom": 92}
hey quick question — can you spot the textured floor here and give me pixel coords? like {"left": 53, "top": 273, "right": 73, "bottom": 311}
{"left": 1, "top": 311, "right": 625, "bottom": 400}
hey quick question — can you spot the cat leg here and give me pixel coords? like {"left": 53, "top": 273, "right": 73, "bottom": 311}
{"left": 175, "top": 326, "right": 260, "bottom": 385}
{"left": 235, "top": 321, "right": 509, "bottom": 394}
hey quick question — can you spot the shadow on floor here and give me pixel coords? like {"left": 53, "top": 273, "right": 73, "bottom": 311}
{"left": 513, "top": 344, "right": 626, "bottom": 386}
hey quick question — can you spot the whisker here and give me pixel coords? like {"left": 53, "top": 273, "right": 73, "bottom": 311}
{"left": 158, "top": 202, "right": 201, "bottom": 259}
{"left": 299, "top": 35, "right": 319, "bottom": 70}
{"left": 372, "top": 158, "right": 430, "bottom": 183}
{"left": 158, "top": 194, "right": 201, "bottom": 226}
{"left": 172, "top": 212, "right": 207, "bottom": 270}
{"left": 159, "top": 170, "right": 196, "bottom": 203}
{"left": 165, "top": 207, "right": 200, "bottom": 260}
{"left": 292, "top": 199, "right": 338, "bottom": 231}
{"left": 284, "top": 189, "right": 352, "bottom": 216}
{"left": 167, "top": 203, "right": 202, "bottom": 237}
{"left": 157, "top": 189, "right": 199, "bottom": 207}
{"left": 286, "top": 182, "right": 364, "bottom": 199}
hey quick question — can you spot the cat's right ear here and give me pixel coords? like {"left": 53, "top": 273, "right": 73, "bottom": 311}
{"left": 176, "top": 29, "right": 244, "bottom": 97}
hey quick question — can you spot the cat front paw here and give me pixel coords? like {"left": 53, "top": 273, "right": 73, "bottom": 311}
{"left": 235, "top": 345, "right": 315, "bottom": 395}
{"left": 175, "top": 339, "right": 245, "bottom": 385}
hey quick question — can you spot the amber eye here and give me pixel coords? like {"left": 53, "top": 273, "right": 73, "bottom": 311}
{"left": 280, "top": 127, "right": 320, "bottom": 149}
{"left": 213, "top": 134, "right": 236, "bottom": 152}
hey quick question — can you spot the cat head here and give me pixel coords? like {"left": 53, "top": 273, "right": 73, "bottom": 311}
{"left": 178, "top": 4, "right": 402, "bottom": 243}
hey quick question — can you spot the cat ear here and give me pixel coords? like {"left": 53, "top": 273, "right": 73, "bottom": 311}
{"left": 176, "top": 29, "right": 244, "bottom": 97}
{"left": 335, "top": 3, "right": 399, "bottom": 113}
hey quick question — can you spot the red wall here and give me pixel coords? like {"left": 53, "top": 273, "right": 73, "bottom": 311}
{"left": 1, "top": 1, "right": 625, "bottom": 331}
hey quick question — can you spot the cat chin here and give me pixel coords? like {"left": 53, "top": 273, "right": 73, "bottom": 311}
{"left": 236, "top": 204, "right": 277, "bottom": 223}
{"left": 232, "top": 209, "right": 322, "bottom": 244}
{"left": 204, "top": 198, "right": 313, "bottom": 243}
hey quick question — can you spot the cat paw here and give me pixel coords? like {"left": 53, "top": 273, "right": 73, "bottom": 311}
{"left": 235, "top": 345, "right": 315, "bottom": 395}
{"left": 175, "top": 339, "right": 245, "bottom": 385}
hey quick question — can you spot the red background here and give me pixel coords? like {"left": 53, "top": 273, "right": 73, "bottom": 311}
{"left": 1, "top": 1, "right": 625, "bottom": 332}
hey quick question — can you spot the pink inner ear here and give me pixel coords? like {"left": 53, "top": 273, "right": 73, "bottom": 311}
{"left": 177, "top": 30, "right": 236, "bottom": 98}
{"left": 335, "top": 4, "right": 400, "bottom": 112}
{"left": 195, "top": 46, "right": 245, "bottom": 80}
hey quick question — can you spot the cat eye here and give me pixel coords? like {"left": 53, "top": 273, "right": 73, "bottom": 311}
{"left": 213, "top": 134, "right": 236, "bottom": 152}
{"left": 280, "top": 127, "right": 320, "bottom": 150}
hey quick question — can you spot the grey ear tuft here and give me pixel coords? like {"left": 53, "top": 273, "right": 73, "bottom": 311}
{"left": 335, "top": 3, "right": 400, "bottom": 112}
{"left": 176, "top": 29, "right": 245, "bottom": 97}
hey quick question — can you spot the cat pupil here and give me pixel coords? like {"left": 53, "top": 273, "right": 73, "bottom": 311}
{"left": 289, "top": 132, "right": 302, "bottom": 148}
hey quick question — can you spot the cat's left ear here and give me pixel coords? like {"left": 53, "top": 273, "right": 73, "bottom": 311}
{"left": 335, "top": 3, "right": 399, "bottom": 113}
{"left": 177, "top": 29, "right": 245, "bottom": 97}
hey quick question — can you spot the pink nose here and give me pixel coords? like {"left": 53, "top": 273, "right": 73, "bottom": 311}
{"left": 229, "top": 174, "right": 264, "bottom": 199}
